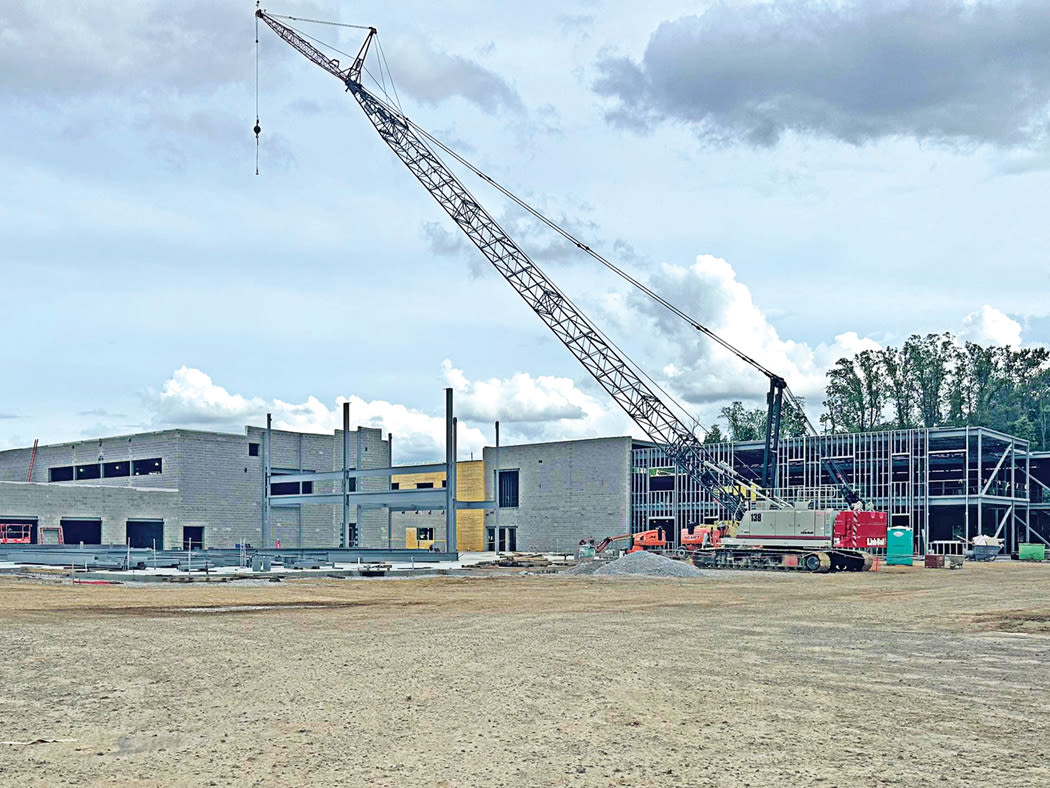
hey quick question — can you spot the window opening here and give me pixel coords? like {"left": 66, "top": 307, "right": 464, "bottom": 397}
{"left": 498, "top": 469, "right": 519, "bottom": 508}
{"left": 132, "top": 458, "right": 163, "bottom": 476}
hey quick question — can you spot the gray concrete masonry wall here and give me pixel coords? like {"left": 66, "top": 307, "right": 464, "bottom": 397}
{"left": 0, "top": 425, "right": 391, "bottom": 550}
{"left": 0, "top": 481, "right": 178, "bottom": 546}
{"left": 483, "top": 436, "right": 631, "bottom": 553}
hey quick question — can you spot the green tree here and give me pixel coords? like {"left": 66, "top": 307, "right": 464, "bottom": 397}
{"left": 905, "top": 333, "right": 954, "bottom": 427}
{"left": 879, "top": 345, "right": 916, "bottom": 428}
{"left": 718, "top": 395, "right": 811, "bottom": 442}
{"left": 822, "top": 350, "right": 887, "bottom": 432}
{"left": 720, "top": 401, "right": 762, "bottom": 442}
{"left": 821, "top": 334, "right": 1050, "bottom": 450}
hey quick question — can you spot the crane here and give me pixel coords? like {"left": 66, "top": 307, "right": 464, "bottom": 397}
{"left": 256, "top": 10, "right": 867, "bottom": 528}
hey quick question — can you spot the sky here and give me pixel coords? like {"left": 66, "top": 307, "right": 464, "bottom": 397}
{"left": 2, "top": 0, "right": 1048, "bottom": 462}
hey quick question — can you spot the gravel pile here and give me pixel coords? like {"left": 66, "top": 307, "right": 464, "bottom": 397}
{"left": 562, "top": 560, "right": 606, "bottom": 576}
{"left": 588, "top": 550, "right": 706, "bottom": 578}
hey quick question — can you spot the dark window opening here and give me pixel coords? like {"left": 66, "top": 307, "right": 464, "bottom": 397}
{"left": 649, "top": 474, "right": 675, "bottom": 492}
{"left": 498, "top": 469, "right": 519, "bottom": 508}
{"left": 417, "top": 527, "right": 435, "bottom": 541}
{"left": 416, "top": 481, "right": 434, "bottom": 489}
{"left": 271, "top": 471, "right": 313, "bottom": 497}
{"left": 182, "top": 526, "right": 204, "bottom": 551}
{"left": 49, "top": 466, "right": 74, "bottom": 482}
{"left": 441, "top": 479, "right": 447, "bottom": 488}
{"left": 132, "top": 458, "right": 163, "bottom": 476}
{"left": 349, "top": 477, "right": 357, "bottom": 493}
{"left": 270, "top": 480, "right": 300, "bottom": 496}
{"left": 103, "top": 461, "right": 129, "bottom": 478}
{"left": 61, "top": 518, "right": 102, "bottom": 545}
{"left": 391, "top": 482, "right": 400, "bottom": 490}
{"left": 127, "top": 519, "right": 163, "bottom": 549}
{"left": 248, "top": 442, "right": 260, "bottom": 457}
{"left": 76, "top": 464, "right": 101, "bottom": 480}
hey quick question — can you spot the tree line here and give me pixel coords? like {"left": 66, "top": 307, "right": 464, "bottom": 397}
{"left": 706, "top": 334, "right": 1050, "bottom": 450}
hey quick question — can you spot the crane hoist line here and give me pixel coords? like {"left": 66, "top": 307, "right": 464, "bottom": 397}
{"left": 255, "top": 10, "right": 873, "bottom": 560}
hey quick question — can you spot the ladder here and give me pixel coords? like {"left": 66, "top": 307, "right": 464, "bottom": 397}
{"left": 26, "top": 439, "right": 38, "bottom": 482}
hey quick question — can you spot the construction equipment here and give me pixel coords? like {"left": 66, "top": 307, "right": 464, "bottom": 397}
{"left": 257, "top": 11, "right": 882, "bottom": 572}
{"left": 0, "top": 522, "right": 64, "bottom": 546}
{"left": 594, "top": 528, "right": 668, "bottom": 554}
{"left": 0, "top": 523, "right": 33, "bottom": 544}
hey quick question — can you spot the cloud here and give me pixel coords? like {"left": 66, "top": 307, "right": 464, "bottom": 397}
{"left": 146, "top": 366, "right": 490, "bottom": 462}
{"left": 143, "top": 364, "right": 634, "bottom": 461}
{"left": 0, "top": 1, "right": 265, "bottom": 97}
{"left": 594, "top": 0, "right": 1050, "bottom": 148}
{"left": 384, "top": 33, "right": 522, "bottom": 114}
{"left": 139, "top": 296, "right": 1033, "bottom": 464}
{"left": 0, "top": 413, "right": 17, "bottom": 420}
{"left": 601, "top": 254, "right": 882, "bottom": 414}
{"left": 960, "top": 305, "right": 1023, "bottom": 347}
{"left": 422, "top": 221, "right": 469, "bottom": 257}
{"left": 441, "top": 360, "right": 590, "bottom": 422}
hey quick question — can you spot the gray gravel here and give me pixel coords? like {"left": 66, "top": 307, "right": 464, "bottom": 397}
{"left": 562, "top": 560, "right": 606, "bottom": 576}
{"left": 580, "top": 550, "right": 706, "bottom": 578}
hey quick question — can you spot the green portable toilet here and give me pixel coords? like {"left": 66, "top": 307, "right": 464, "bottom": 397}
{"left": 886, "top": 526, "right": 914, "bottom": 566}
{"left": 1019, "top": 543, "right": 1046, "bottom": 562}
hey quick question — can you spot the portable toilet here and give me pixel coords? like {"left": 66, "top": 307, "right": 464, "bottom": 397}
{"left": 886, "top": 526, "right": 914, "bottom": 566}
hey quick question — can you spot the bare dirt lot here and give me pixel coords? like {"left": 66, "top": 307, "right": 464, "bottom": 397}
{"left": 1, "top": 562, "right": 1049, "bottom": 787}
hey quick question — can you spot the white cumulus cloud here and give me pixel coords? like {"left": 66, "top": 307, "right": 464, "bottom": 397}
{"left": 603, "top": 254, "right": 882, "bottom": 417}
{"left": 441, "top": 359, "right": 591, "bottom": 422}
{"left": 142, "top": 288, "right": 1030, "bottom": 460}
{"left": 147, "top": 366, "right": 489, "bottom": 463}
{"left": 960, "top": 305, "right": 1023, "bottom": 347}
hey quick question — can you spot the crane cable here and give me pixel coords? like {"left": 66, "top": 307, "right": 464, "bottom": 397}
{"left": 404, "top": 123, "right": 785, "bottom": 384}
{"left": 254, "top": 4, "right": 261, "bottom": 175}
{"left": 360, "top": 82, "right": 806, "bottom": 430}
{"left": 395, "top": 102, "right": 825, "bottom": 435}
{"left": 263, "top": 19, "right": 712, "bottom": 434}
{"left": 266, "top": 15, "right": 783, "bottom": 390}
{"left": 264, "top": 14, "right": 815, "bottom": 439}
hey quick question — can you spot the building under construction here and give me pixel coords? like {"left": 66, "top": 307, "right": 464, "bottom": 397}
{"left": 632, "top": 425, "right": 1050, "bottom": 554}
{"left": 2, "top": 423, "right": 1048, "bottom": 555}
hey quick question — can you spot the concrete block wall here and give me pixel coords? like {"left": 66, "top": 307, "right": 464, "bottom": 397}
{"left": 0, "top": 430, "right": 181, "bottom": 488}
{"left": 0, "top": 425, "right": 391, "bottom": 549}
{"left": 176, "top": 431, "right": 263, "bottom": 549}
{"left": 0, "top": 481, "right": 178, "bottom": 546}
{"left": 254, "top": 427, "right": 340, "bottom": 548}
{"left": 483, "top": 436, "right": 631, "bottom": 553}
{"left": 348, "top": 427, "right": 392, "bottom": 548}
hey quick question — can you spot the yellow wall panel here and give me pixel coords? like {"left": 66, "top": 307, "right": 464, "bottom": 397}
{"left": 391, "top": 461, "right": 488, "bottom": 551}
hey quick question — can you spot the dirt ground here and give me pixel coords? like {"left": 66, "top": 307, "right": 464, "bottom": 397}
{"left": 1, "top": 562, "right": 1049, "bottom": 788}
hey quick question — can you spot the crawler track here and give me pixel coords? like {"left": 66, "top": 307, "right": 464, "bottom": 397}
{"left": 691, "top": 547, "right": 872, "bottom": 573}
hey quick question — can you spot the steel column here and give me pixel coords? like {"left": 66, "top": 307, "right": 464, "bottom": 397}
{"left": 342, "top": 402, "right": 350, "bottom": 548}
{"left": 445, "top": 389, "right": 457, "bottom": 553}
{"left": 263, "top": 413, "right": 272, "bottom": 548}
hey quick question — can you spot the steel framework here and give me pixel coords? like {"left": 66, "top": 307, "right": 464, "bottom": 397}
{"left": 633, "top": 426, "right": 1037, "bottom": 553}
{"left": 262, "top": 389, "right": 492, "bottom": 552}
